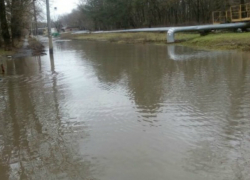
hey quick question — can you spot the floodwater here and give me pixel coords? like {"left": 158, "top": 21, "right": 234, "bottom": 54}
{"left": 0, "top": 40, "right": 250, "bottom": 180}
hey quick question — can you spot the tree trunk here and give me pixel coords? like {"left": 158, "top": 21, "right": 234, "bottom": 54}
{"left": 33, "top": 0, "right": 38, "bottom": 36}
{"left": 11, "top": 0, "right": 22, "bottom": 46}
{"left": 0, "top": 0, "right": 11, "bottom": 50}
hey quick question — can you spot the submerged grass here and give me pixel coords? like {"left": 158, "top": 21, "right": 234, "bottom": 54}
{"left": 0, "top": 38, "right": 45, "bottom": 58}
{"left": 0, "top": 39, "right": 24, "bottom": 57}
{"left": 0, "top": 49, "right": 15, "bottom": 57}
{"left": 61, "top": 31, "right": 250, "bottom": 51}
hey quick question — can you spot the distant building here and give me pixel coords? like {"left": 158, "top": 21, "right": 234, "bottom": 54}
{"left": 31, "top": 28, "right": 46, "bottom": 35}
{"left": 43, "top": 28, "right": 58, "bottom": 36}
{"left": 61, "top": 27, "right": 80, "bottom": 32}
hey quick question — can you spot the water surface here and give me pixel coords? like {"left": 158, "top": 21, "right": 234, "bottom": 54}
{"left": 0, "top": 41, "right": 250, "bottom": 180}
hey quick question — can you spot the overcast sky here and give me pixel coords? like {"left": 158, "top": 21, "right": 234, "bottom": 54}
{"left": 51, "top": 0, "right": 79, "bottom": 15}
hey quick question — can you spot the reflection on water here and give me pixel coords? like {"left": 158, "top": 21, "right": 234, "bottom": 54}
{"left": 0, "top": 55, "right": 95, "bottom": 180}
{"left": 167, "top": 45, "right": 238, "bottom": 61}
{"left": 1, "top": 41, "right": 250, "bottom": 180}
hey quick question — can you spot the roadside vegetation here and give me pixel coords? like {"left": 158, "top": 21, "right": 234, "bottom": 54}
{"left": 28, "top": 38, "right": 46, "bottom": 56}
{"left": 0, "top": 39, "right": 24, "bottom": 57}
{"left": 61, "top": 32, "right": 198, "bottom": 44}
{"left": 0, "top": 49, "right": 15, "bottom": 57}
{"left": 61, "top": 31, "right": 250, "bottom": 51}
{"left": 0, "top": 0, "right": 43, "bottom": 57}
{"left": 57, "top": 0, "right": 250, "bottom": 51}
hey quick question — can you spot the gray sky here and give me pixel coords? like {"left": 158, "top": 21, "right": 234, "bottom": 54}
{"left": 52, "top": 0, "right": 79, "bottom": 15}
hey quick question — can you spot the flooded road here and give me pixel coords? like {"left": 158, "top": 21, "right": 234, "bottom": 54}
{"left": 0, "top": 41, "right": 250, "bottom": 180}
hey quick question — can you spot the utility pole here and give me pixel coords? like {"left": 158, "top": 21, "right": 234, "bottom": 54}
{"left": 46, "top": 0, "right": 53, "bottom": 54}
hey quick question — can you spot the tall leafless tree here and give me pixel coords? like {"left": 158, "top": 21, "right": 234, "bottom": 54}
{"left": 0, "top": 0, "right": 11, "bottom": 50}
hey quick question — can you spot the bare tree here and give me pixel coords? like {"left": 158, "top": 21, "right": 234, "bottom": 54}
{"left": 61, "top": 0, "right": 250, "bottom": 31}
{"left": 0, "top": 0, "right": 11, "bottom": 50}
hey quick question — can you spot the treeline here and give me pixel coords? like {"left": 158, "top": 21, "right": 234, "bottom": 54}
{"left": 60, "top": 0, "right": 249, "bottom": 31}
{"left": 0, "top": 0, "right": 43, "bottom": 50}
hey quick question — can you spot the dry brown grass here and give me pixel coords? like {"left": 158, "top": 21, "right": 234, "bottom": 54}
{"left": 61, "top": 31, "right": 250, "bottom": 51}
{"left": 28, "top": 38, "right": 46, "bottom": 56}
{"left": 0, "top": 49, "right": 15, "bottom": 57}
{"left": 61, "top": 32, "right": 199, "bottom": 44}
{"left": 0, "top": 39, "right": 24, "bottom": 57}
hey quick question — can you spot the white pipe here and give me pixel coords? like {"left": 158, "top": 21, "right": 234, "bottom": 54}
{"left": 167, "top": 22, "right": 250, "bottom": 43}
{"left": 93, "top": 27, "right": 172, "bottom": 34}
{"left": 74, "top": 23, "right": 250, "bottom": 43}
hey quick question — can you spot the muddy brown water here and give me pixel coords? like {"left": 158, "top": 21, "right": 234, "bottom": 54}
{"left": 0, "top": 41, "right": 250, "bottom": 180}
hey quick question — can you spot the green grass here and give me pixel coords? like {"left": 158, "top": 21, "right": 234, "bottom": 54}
{"left": 62, "top": 31, "right": 250, "bottom": 51}
{"left": 62, "top": 32, "right": 167, "bottom": 43}
{"left": 0, "top": 48, "right": 15, "bottom": 57}
{"left": 180, "top": 32, "right": 250, "bottom": 50}
{"left": 0, "top": 39, "right": 25, "bottom": 57}
{"left": 61, "top": 32, "right": 199, "bottom": 43}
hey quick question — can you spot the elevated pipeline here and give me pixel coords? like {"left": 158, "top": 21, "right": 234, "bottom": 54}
{"left": 167, "top": 22, "right": 250, "bottom": 43}
{"left": 93, "top": 27, "right": 171, "bottom": 34}
{"left": 73, "top": 22, "right": 250, "bottom": 43}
